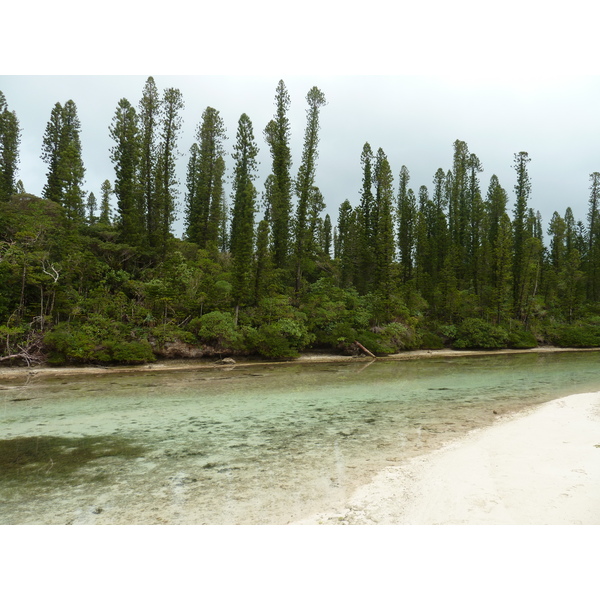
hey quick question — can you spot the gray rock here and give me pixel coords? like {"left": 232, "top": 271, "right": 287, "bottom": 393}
{"left": 216, "top": 357, "right": 236, "bottom": 365}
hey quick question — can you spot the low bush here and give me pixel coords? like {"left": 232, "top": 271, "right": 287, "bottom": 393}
{"left": 148, "top": 324, "right": 195, "bottom": 347}
{"left": 507, "top": 329, "right": 538, "bottom": 349}
{"left": 548, "top": 322, "right": 600, "bottom": 347}
{"left": 355, "top": 330, "right": 396, "bottom": 355}
{"left": 246, "top": 318, "right": 315, "bottom": 359}
{"left": 188, "top": 311, "right": 241, "bottom": 350}
{"left": 418, "top": 331, "right": 446, "bottom": 350}
{"left": 106, "top": 340, "right": 155, "bottom": 364}
{"left": 44, "top": 322, "right": 156, "bottom": 365}
{"left": 452, "top": 318, "right": 509, "bottom": 349}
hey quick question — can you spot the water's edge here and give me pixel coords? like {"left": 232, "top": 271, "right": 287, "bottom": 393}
{"left": 2, "top": 350, "right": 599, "bottom": 524}
{"left": 1, "top": 345, "right": 597, "bottom": 383}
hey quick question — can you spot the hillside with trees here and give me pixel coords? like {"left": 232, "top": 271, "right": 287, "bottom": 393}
{"left": 1, "top": 79, "right": 600, "bottom": 366}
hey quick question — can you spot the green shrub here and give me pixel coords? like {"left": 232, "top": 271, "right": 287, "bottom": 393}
{"left": 43, "top": 322, "right": 156, "bottom": 365}
{"left": 380, "top": 322, "right": 419, "bottom": 351}
{"left": 549, "top": 322, "right": 600, "bottom": 347}
{"left": 418, "top": 331, "right": 445, "bottom": 350}
{"left": 507, "top": 329, "right": 538, "bottom": 349}
{"left": 250, "top": 318, "right": 315, "bottom": 359}
{"left": 355, "top": 330, "right": 396, "bottom": 355}
{"left": 44, "top": 324, "right": 97, "bottom": 364}
{"left": 452, "top": 318, "right": 509, "bottom": 349}
{"left": 108, "top": 340, "right": 155, "bottom": 364}
{"left": 189, "top": 311, "right": 241, "bottom": 349}
{"left": 327, "top": 322, "right": 359, "bottom": 353}
{"left": 438, "top": 324, "right": 458, "bottom": 343}
{"left": 149, "top": 324, "right": 195, "bottom": 346}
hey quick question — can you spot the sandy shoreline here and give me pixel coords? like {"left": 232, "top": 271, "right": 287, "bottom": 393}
{"left": 0, "top": 345, "right": 598, "bottom": 381}
{"left": 2, "top": 347, "right": 599, "bottom": 525}
{"left": 294, "top": 391, "right": 600, "bottom": 525}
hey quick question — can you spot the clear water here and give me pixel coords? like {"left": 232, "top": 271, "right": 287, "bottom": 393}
{"left": 1, "top": 351, "right": 599, "bottom": 524}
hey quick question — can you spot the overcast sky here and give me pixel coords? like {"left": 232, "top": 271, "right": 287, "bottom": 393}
{"left": 3, "top": 1, "right": 599, "bottom": 239}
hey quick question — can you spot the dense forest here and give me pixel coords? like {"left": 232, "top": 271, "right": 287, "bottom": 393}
{"left": 1, "top": 77, "right": 600, "bottom": 366}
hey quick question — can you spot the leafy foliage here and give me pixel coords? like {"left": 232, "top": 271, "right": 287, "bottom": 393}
{"left": 452, "top": 318, "right": 509, "bottom": 349}
{"left": 189, "top": 311, "right": 241, "bottom": 350}
{"left": 44, "top": 321, "right": 155, "bottom": 365}
{"left": 547, "top": 320, "right": 600, "bottom": 348}
{"left": 2, "top": 80, "right": 600, "bottom": 366}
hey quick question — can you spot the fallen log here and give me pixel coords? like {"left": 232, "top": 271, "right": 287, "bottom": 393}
{"left": 0, "top": 335, "right": 44, "bottom": 366}
{"left": 354, "top": 340, "right": 376, "bottom": 358}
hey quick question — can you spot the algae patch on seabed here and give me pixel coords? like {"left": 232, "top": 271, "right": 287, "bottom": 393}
{"left": 0, "top": 435, "right": 145, "bottom": 488}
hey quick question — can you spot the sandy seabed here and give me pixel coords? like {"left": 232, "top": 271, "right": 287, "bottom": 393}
{"left": 2, "top": 347, "right": 599, "bottom": 526}
{"left": 294, "top": 391, "right": 600, "bottom": 525}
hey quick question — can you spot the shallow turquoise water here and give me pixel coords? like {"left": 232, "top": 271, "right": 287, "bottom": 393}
{"left": 1, "top": 351, "right": 599, "bottom": 524}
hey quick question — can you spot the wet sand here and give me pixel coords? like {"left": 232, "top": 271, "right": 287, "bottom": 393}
{"left": 295, "top": 391, "right": 600, "bottom": 524}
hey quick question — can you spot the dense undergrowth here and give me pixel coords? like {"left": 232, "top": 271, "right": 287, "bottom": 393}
{"left": 1, "top": 195, "right": 600, "bottom": 366}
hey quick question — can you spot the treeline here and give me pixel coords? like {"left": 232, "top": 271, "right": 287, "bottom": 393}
{"left": 1, "top": 78, "right": 600, "bottom": 366}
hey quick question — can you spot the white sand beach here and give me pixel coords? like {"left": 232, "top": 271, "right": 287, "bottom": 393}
{"left": 295, "top": 391, "right": 600, "bottom": 525}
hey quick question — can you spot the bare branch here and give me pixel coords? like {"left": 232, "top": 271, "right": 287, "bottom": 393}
{"left": 41, "top": 261, "right": 61, "bottom": 283}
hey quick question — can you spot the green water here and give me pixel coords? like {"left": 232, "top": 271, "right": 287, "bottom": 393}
{"left": 1, "top": 351, "right": 599, "bottom": 524}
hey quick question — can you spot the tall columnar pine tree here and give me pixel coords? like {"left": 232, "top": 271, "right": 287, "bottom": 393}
{"left": 0, "top": 91, "right": 21, "bottom": 201}
{"left": 138, "top": 77, "right": 160, "bottom": 246}
{"left": 519, "top": 209, "right": 544, "bottom": 326}
{"left": 254, "top": 219, "right": 272, "bottom": 304}
{"left": 448, "top": 140, "right": 471, "bottom": 281}
{"left": 587, "top": 172, "right": 600, "bottom": 301}
{"left": 373, "top": 148, "right": 395, "bottom": 296}
{"left": 547, "top": 208, "right": 583, "bottom": 321}
{"left": 561, "top": 206, "right": 585, "bottom": 321}
{"left": 448, "top": 141, "right": 468, "bottom": 243}
{"left": 154, "top": 87, "right": 184, "bottom": 255}
{"left": 264, "top": 80, "right": 293, "bottom": 270}
{"left": 41, "top": 102, "right": 64, "bottom": 204}
{"left": 335, "top": 199, "right": 357, "bottom": 288}
{"left": 428, "top": 168, "right": 449, "bottom": 297}
{"left": 109, "top": 98, "right": 142, "bottom": 243}
{"left": 486, "top": 174, "right": 509, "bottom": 252}
{"left": 491, "top": 212, "right": 513, "bottom": 324}
{"left": 356, "top": 142, "right": 375, "bottom": 293}
{"left": 548, "top": 211, "right": 566, "bottom": 271}
{"left": 86, "top": 192, "right": 97, "bottom": 224}
{"left": 414, "top": 185, "right": 432, "bottom": 297}
{"left": 185, "top": 107, "right": 227, "bottom": 250}
{"left": 546, "top": 210, "right": 566, "bottom": 309}
{"left": 308, "top": 186, "right": 326, "bottom": 254}
{"left": 230, "top": 113, "right": 259, "bottom": 312}
{"left": 512, "top": 151, "right": 532, "bottom": 318}
{"left": 482, "top": 174, "right": 511, "bottom": 320}
{"left": 41, "top": 100, "right": 86, "bottom": 220}
{"left": 293, "top": 86, "right": 327, "bottom": 292}
{"left": 322, "top": 214, "right": 332, "bottom": 257}
{"left": 60, "top": 100, "right": 86, "bottom": 221}
{"left": 467, "top": 153, "right": 484, "bottom": 293}
{"left": 397, "top": 165, "right": 415, "bottom": 283}
{"left": 206, "top": 155, "right": 226, "bottom": 253}
{"left": 184, "top": 142, "right": 200, "bottom": 234}
{"left": 99, "top": 179, "right": 113, "bottom": 225}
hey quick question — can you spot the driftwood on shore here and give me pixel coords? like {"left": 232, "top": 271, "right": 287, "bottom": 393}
{"left": 0, "top": 333, "right": 44, "bottom": 367}
{"left": 354, "top": 341, "right": 376, "bottom": 358}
